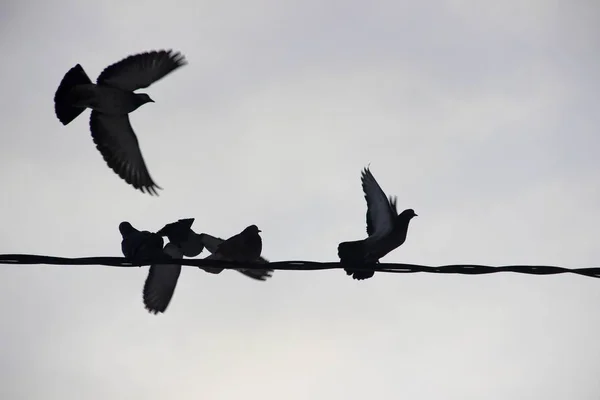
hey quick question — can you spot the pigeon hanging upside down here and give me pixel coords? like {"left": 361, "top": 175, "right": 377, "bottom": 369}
{"left": 54, "top": 50, "right": 187, "bottom": 195}
{"left": 338, "top": 167, "right": 418, "bottom": 280}
{"left": 119, "top": 221, "right": 186, "bottom": 315}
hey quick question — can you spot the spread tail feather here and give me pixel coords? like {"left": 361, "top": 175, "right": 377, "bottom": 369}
{"left": 338, "top": 240, "right": 376, "bottom": 281}
{"left": 338, "top": 240, "right": 366, "bottom": 263}
{"left": 54, "top": 64, "right": 92, "bottom": 125}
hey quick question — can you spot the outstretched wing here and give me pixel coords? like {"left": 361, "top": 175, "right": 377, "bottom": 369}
{"left": 362, "top": 167, "right": 396, "bottom": 239}
{"left": 90, "top": 111, "right": 160, "bottom": 195}
{"left": 97, "top": 50, "right": 187, "bottom": 92}
{"left": 143, "top": 243, "right": 183, "bottom": 314}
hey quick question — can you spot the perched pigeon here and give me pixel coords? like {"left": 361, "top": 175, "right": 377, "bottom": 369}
{"left": 338, "top": 167, "right": 417, "bottom": 280}
{"left": 156, "top": 218, "right": 205, "bottom": 257}
{"left": 198, "top": 226, "right": 273, "bottom": 281}
{"left": 143, "top": 242, "right": 184, "bottom": 314}
{"left": 119, "top": 221, "right": 164, "bottom": 261}
{"left": 54, "top": 50, "right": 187, "bottom": 195}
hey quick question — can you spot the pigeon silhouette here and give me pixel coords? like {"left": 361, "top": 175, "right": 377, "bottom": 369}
{"left": 338, "top": 167, "right": 417, "bottom": 280}
{"left": 143, "top": 242, "right": 184, "bottom": 314}
{"left": 156, "top": 218, "right": 205, "bottom": 257}
{"left": 54, "top": 50, "right": 187, "bottom": 195}
{"left": 119, "top": 221, "right": 164, "bottom": 261}
{"left": 199, "top": 226, "right": 272, "bottom": 280}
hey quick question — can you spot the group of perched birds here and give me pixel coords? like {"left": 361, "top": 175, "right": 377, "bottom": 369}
{"left": 53, "top": 49, "right": 418, "bottom": 314}
{"left": 119, "top": 219, "right": 271, "bottom": 313}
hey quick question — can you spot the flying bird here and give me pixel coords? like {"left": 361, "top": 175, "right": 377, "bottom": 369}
{"left": 143, "top": 242, "right": 184, "bottom": 314}
{"left": 199, "top": 226, "right": 273, "bottom": 281}
{"left": 338, "top": 167, "right": 417, "bottom": 280}
{"left": 156, "top": 218, "right": 205, "bottom": 257}
{"left": 54, "top": 50, "right": 187, "bottom": 195}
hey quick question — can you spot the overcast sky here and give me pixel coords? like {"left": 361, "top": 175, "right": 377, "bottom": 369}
{"left": 1, "top": 0, "right": 600, "bottom": 399}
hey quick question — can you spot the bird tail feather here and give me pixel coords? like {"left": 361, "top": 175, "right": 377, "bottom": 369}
{"left": 54, "top": 64, "right": 92, "bottom": 125}
{"left": 338, "top": 240, "right": 366, "bottom": 263}
{"left": 338, "top": 240, "right": 376, "bottom": 280}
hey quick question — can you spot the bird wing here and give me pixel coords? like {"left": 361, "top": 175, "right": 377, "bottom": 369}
{"left": 156, "top": 218, "right": 195, "bottom": 237}
{"left": 143, "top": 243, "right": 183, "bottom": 314}
{"left": 96, "top": 50, "right": 187, "bottom": 92}
{"left": 155, "top": 218, "right": 203, "bottom": 256}
{"left": 362, "top": 167, "right": 396, "bottom": 239}
{"left": 213, "top": 232, "right": 244, "bottom": 258}
{"left": 215, "top": 231, "right": 263, "bottom": 261}
{"left": 198, "top": 233, "right": 226, "bottom": 254}
{"left": 90, "top": 111, "right": 160, "bottom": 195}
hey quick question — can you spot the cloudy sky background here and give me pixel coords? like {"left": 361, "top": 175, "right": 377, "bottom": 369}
{"left": 1, "top": 0, "right": 599, "bottom": 398}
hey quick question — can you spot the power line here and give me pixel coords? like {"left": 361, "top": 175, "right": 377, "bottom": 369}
{"left": 1, "top": 254, "right": 599, "bottom": 278}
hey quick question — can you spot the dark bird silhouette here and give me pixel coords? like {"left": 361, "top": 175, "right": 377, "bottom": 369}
{"left": 119, "top": 221, "right": 184, "bottom": 314}
{"left": 54, "top": 50, "right": 187, "bottom": 195}
{"left": 156, "top": 218, "right": 205, "bottom": 257}
{"left": 338, "top": 167, "right": 417, "bottom": 280}
{"left": 142, "top": 242, "right": 184, "bottom": 314}
{"left": 199, "top": 225, "right": 273, "bottom": 281}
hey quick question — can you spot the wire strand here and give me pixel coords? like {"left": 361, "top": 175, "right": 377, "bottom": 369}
{"left": 0, "top": 254, "right": 599, "bottom": 278}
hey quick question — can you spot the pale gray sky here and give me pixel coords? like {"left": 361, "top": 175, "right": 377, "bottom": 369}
{"left": 1, "top": 0, "right": 600, "bottom": 399}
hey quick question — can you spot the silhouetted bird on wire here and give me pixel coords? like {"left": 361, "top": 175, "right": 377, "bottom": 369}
{"left": 157, "top": 219, "right": 272, "bottom": 280}
{"left": 119, "top": 221, "right": 185, "bottom": 314}
{"left": 54, "top": 50, "right": 187, "bottom": 195}
{"left": 199, "top": 225, "right": 273, "bottom": 281}
{"left": 338, "top": 167, "right": 417, "bottom": 280}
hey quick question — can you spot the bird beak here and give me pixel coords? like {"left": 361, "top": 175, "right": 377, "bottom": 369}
{"left": 414, "top": 213, "right": 418, "bottom": 217}
{"left": 149, "top": 99, "right": 155, "bottom": 103}
{"left": 258, "top": 229, "right": 262, "bottom": 233}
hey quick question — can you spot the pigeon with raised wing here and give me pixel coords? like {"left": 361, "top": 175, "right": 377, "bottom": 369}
{"left": 143, "top": 242, "right": 184, "bottom": 314}
{"left": 54, "top": 50, "right": 187, "bottom": 195}
{"left": 198, "top": 226, "right": 273, "bottom": 281}
{"left": 338, "top": 167, "right": 417, "bottom": 280}
{"left": 156, "top": 218, "right": 204, "bottom": 257}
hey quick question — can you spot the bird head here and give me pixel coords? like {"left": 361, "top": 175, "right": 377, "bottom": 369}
{"left": 399, "top": 209, "right": 418, "bottom": 219}
{"left": 245, "top": 225, "right": 262, "bottom": 234}
{"left": 136, "top": 93, "right": 155, "bottom": 105}
{"left": 119, "top": 221, "right": 135, "bottom": 236}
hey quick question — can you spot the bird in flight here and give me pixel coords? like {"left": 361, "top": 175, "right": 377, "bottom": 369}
{"left": 338, "top": 167, "right": 417, "bottom": 280}
{"left": 54, "top": 50, "right": 187, "bottom": 195}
